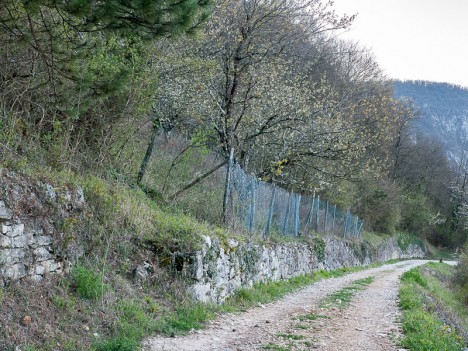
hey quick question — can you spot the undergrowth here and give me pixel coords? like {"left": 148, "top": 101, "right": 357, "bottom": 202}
{"left": 399, "top": 263, "right": 466, "bottom": 351}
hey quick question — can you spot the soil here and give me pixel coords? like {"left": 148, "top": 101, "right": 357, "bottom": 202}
{"left": 142, "top": 260, "right": 445, "bottom": 351}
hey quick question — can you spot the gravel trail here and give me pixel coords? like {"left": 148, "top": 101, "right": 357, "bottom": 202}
{"left": 143, "top": 260, "right": 437, "bottom": 351}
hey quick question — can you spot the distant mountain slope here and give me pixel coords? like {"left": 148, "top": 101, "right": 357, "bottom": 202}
{"left": 393, "top": 80, "right": 468, "bottom": 156}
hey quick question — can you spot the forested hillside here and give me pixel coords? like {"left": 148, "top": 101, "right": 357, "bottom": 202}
{"left": 394, "top": 80, "right": 468, "bottom": 157}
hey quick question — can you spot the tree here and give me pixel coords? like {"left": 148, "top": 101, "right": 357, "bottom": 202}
{"left": 0, "top": 0, "right": 213, "bottom": 167}
{"left": 199, "top": 0, "right": 354, "bottom": 161}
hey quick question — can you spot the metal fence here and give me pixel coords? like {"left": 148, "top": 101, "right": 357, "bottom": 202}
{"left": 225, "top": 162, "right": 363, "bottom": 238}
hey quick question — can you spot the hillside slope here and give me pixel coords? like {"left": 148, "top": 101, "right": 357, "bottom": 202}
{"left": 393, "top": 80, "right": 468, "bottom": 157}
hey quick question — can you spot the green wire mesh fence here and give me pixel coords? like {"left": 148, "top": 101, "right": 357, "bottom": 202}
{"left": 225, "top": 162, "right": 363, "bottom": 238}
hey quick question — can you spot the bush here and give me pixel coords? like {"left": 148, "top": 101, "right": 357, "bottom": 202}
{"left": 93, "top": 336, "right": 139, "bottom": 351}
{"left": 71, "top": 265, "right": 108, "bottom": 300}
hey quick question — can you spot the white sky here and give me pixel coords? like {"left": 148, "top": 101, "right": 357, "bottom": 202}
{"left": 330, "top": 0, "right": 468, "bottom": 88}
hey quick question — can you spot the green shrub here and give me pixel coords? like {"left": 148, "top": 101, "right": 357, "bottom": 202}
{"left": 92, "top": 336, "right": 139, "bottom": 351}
{"left": 71, "top": 265, "right": 108, "bottom": 300}
{"left": 158, "top": 303, "right": 216, "bottom": 335}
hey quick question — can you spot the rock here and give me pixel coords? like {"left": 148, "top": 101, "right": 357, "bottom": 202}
{"left": 3, "top": 263, "right": 27, "bottom": 279}
{"left": 0, "top": 201, "right": 12, "bottom": 220}
{"left": 31, "top": 275, "right": 43, "bottom": 282}
{"left": 43, "top": 183, "right": 57, "bottom": 202}
{"left": 30, "top": 235, "right": 52, "bottom": 248}
{"left": 132, "top": 261, "right": 152, "bottom": 283}
{"left": 10, "top": 224, "right": 24, "bottom": 238}
{"left": 22, "top": 315, "right": 32, "bottom": 326}
{"left": 0, "top": 235, "right": 10, "bottom": 248}
{"left": 33, "top": 247, "right": 53, "bottom": 262}
{"left": 35, "top": 265, "right": 45, "bottom": 275}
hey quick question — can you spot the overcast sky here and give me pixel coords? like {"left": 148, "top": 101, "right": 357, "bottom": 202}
{"left": 330, "top": 0, "right": 468, "bottom": 88}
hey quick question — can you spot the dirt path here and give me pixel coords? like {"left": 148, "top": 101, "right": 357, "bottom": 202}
{"left": 142, "top": 260, "right": 437, "bottom": 351}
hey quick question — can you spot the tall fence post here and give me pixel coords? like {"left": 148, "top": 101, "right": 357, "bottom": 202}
{"left": 358, "top": 220, "right": 364, "bottom": 237}
{"left": 265, "top": 186, "right": 277, "bottom": 237}
{"left": 282, "top": 192, "right": 292, "bottom": 235}
{"left": 247, "top": 180, "right": 257, "bottom": 233}
{"left": 344, "top": 209, "right": 349, "bottom": 238}
{"left": 294, "top": 194, "right": 301, "bottom": 237}
{"left": 353, "top": 216, "right": 358, "bottom": 238}
{"left": 223, "top": 147, "right": 235, "bottom": 226}
{"left": 324, "top": 201, "right": 329, "bottom": 233}
{"left": 315, "top": 195, "right": 320, "bottom": 233}
{"left": 305, "top": 190, "right": 316, "bottom": 228}
{"left": 332, "top": 204, "right": 336, "bottom": 235}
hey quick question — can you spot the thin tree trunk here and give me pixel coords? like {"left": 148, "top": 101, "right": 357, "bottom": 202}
{"left": 169, "top": 160, "right": 228, "bottom": 200}
{"left": 137, "top": 123, "right": 158, "bottom": 184}
{"left": 223, "top": 148, "right": 235, "bottom": 225}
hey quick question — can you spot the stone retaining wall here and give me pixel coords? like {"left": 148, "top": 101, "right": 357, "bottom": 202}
{"left": 0, "top": 171, "right": 84, "bottom": 286}
{"left": 187, "top": 235, "right": 425, "bottom": 302}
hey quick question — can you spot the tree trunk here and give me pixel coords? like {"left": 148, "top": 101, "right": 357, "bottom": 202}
{"left": 169, "top": 160, "right": 228, "bottom": 200}
{"left": 137, "top": 122, "right": 158, "bottom": 184}
{"left": 223, "top": 147, "right": 235, "bottom": 225}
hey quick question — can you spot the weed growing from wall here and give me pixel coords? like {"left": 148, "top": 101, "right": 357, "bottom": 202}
{"left": 312, "top": 237, "right": 326, "bottom": 262}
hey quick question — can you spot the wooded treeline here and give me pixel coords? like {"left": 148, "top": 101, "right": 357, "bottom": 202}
{"left": 0, "top": 0, "right": 467, "bottom": 247}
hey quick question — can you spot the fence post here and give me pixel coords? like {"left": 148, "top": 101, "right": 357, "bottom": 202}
{"left": 294, "top": 194, "right": 301, "bottom": 237}
{"left": 305, "top": 190, "right": 316, "bottom": 228}
{"left": 354, "top": 216, "right": 358, "bottom": 238}
{"left": 282, "top": 192, "right": 292, "bottom": 235}
{"left": 265, "top": 186, "right": 277, "bottom": 237}
{"left": 332, "top": 205, "right": 336, "bottom": 235}
{"left": 248, "top": 180, "right": 257, "bottom": 233}
{"left": 315, "top": 195, "right": 320, "bottom": 233}
{"left": 344, "top": 209, "right": 349, "bottom": 238}
{"left": 223, "top": 147, "right": 235, "bottom": 226}
{"left": 358, "top": 220, "right": 364, "bottom": 237}
{"left": 324, "top": 201, "right": 329, "bottom": 233}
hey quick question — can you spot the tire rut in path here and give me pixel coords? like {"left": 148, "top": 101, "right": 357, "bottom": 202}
{"left": 142, "top": 260, "right": 431, "bottom": 351}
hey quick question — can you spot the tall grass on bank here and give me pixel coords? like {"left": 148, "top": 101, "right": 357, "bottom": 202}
{"left": 399, "top": 263, "right": 466, "bottom": 351}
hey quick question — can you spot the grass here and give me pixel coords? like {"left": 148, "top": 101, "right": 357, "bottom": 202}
{"left": 263, "top": 343, "right": 292, "bottom": 351}
{"left": 294, "top": 324, "right": 309, "bottom": 329}
{"left": 399, "top": 263, "right": 466, "bottom": 351}
{"left": 71, "top": 265, "right": 108, "bottom": 300}
{"left": 296, "top": 313, "right": 329, "bottom": 321}
{"left": 276, "top": 333, "right": 305, "bottom": 340}
{"left": 320, "top": 277, "right": 374, "bottom": 309}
